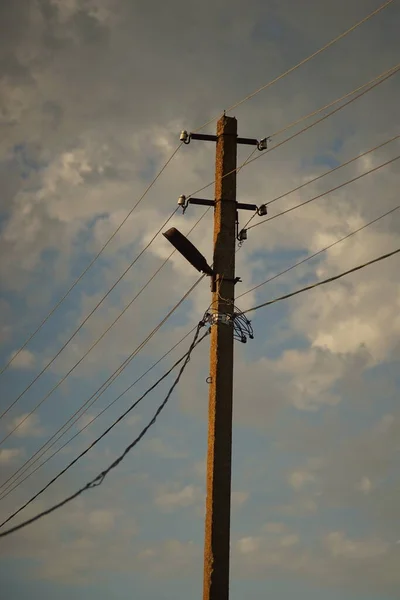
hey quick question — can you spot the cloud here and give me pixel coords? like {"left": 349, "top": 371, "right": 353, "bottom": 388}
{"left": 0, "top": 447, "right": 24, "bottom": 464}
{"left": 232, "top": 525, "right": 400, "bottom": 594}
{"left": 8, "top": 348, "right": 35, "bottom": 369}
{"left": 74, "top": 413, "right": 96, "bottom": 431}
{"left": 232, "top": 490, "right": 249, "bottom": 509}
{"left": 1, "top": 0, "right": 400, "bottom": 597}
{"left": 6, "top": 413, "right": 43, "bottom": 438}
{"left": 143, "top": 437, "right": 187, "bottom": 460}
{"left": 288, "top": 469, "right": 315, "bottom": 490}
{"left": 135, "top": 539, "right": 200, "bottom": 578}
{"left": 325, "top": 531, "right": 389, "bottom": 559}
{"left": 154, "top": 484, "right": 203, "bottom": 512}
{"left": 87, "top": 509, "right": 119, "bottom": 534}
{"left": 356, "top": 476, "right": 372, "bottom": 494}
{"left": 237, "top": 536, "right": 261, "bottom": 555}
{"left": 263, "top": 522, "right": 288, "bottom": 534}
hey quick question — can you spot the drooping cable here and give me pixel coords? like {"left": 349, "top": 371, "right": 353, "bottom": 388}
{"left": 0, "top": 324, "right": 206, "bottom": 538}
{"left": 0, "top": 326, "right": 201, "bottom": 501}
{"left": 0, "top": 274, "right": 205, "bottom": 492}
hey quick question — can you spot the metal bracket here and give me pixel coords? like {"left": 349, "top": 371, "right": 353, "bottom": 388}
{"left": 210, "top": 313, "right": 232, "bottom": 326}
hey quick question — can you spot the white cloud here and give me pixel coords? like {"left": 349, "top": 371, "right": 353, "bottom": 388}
{"left": 280, "top": 534, "right": 299, "bottom": 547}
{"left": 75, "top": 413, "right": 95, "bottom": 431}
{"left": 237, "top": 536, "right": 261, "bottom": 555}
{"left": 124, "top": 414, "right": 142, "bottom": 428}
{"left": 356, "top": 476, "right": 372, "bottom": 494}
{"left": 263, "top": 522, "right": 288, "bottom": 534}
{"left": 7, "top": 413, "right": 43, "bottom": 438}
{"left": 0, "top": 447, "right": 24, "bottom": 464}
{"left": 154, "top": 484, "right": 203, "bottom": 512}
{"left": 325, "top": 532, "right": 389, "bottom": 559}
{"left": 87, "top": 509, "right": 118, "bottom": 534}
{"left": 144, "top": 437, "right": 187, "bottom": 460}
{"left": 288, "top": 469, "right": 315, "bottom": 490}
{"left": 8, "top": 348, "right": 35, "bottom": 369}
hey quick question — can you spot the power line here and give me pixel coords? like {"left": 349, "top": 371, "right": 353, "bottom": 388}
{"left": 0, "top": 274, "right": 205, "bottom": 492}
{"left": 0, "top": 143, "right": 184, "bottom": 377}
{"left": 0, "top": 205, "right": 211, "bottom": 447}
{"left": 241, "top": 132, "right": 400, "bottom": 232}
{"left": 0, "top": 326, "right": 201, "bottom": 501}
{"left": 247, "top": 154, "right": 400, "bottom": 230}
{"left": 242, "top": 247, "right": 400, "bottom": 315}
{"left": 3, "top": 65, "right": 388, "bottom": 427}
{"left": 8, "top": 62, "right": 391, "bottom": 443}
{"left": 237, "top": 203, "right": 400, "bottom": 300}
{"left": 0, "top": 326, "right": 207, "bottom": 519}
{"left": 229, "top": 64, "right": 400, "bottom": 181}
{"left": 0, "top": 208, "right": 180, "bottom": 437}
{"left": 0, "top": 204, "right": 218, "bottom": 496}
{"left": 263, "top": 134, "right": 399, "bottom": 208}
{"left": 0, "top": 324, "right": 206, "bottom": 538}
{"left": 188, "top": 63, "right": 399, "bottom": 201}
{"left": 0, "top": 204, "right": 212, "bottom": 487}
{"left": 193, "top": 0, "right": 395, "bottom": 132}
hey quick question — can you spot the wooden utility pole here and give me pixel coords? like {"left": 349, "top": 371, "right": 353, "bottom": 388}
{"left": 203, "top": 115, "right": 237, "bottom": 600}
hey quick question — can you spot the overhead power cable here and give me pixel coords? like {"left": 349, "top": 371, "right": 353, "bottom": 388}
{"left": 0, "top": 326, "right": 201, "bottom": 501}
{"left": 0, "top": 274, "right": 205, "bottom": 492}
{"left": 194, "top": 0, "right": 395, "bottom": 132}
{"left": 0, "top": 324, "right": 206, "bottom": 538}
{"left": 0, "top": 143, "right": 184, "bottom": 377}
{"left": 237, "top": 203, "right": 400, "bottom": 300}
{"left": 247, "top": 154, "right": 400, "bottom": 230}
{"left": 11, "top": 200, "right": 400, "bottom": 501}
{"left": 241, "top": 131, "right": 400, "bottom": 232}
{"left": 0, "top": 204, "right": 211, "bottom": 447}
{"left": 242, "top": 248, "right": 400, "bottom": 315}
{"left": 0, "top": 208, "right": 211, "bottom": 493}
{"left": 188, "top": 63, "right": 399, "bottom": 201}
{"left": 0, "top": 208, "right": 180, "bottom": 438}
{"left": 2, "top": 61, "right": 392, "bottom": 433}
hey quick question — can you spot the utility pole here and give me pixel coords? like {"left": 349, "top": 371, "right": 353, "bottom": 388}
{"left": 164, "top": 119, "right": 268, "bottom": 600}
{"left": 203, "top": 114, "right": 237, "bottom": 600}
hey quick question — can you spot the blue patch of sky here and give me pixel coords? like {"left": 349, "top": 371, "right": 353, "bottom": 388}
{"left": 138, "top": 155, "right": 162, "bottom": 183}
{"left": 252, "top": 13, "right": 284, "bottom": 43}
{"left": 300, "top": 137, "right": 345, "bottom": 171}
{"left": 335, "top": 365, "right": 399, "bottom": 433}
{"left": 12, "top": 143, "right": 46, "bottom": 178}
{"left": 249, "top": 246, "right": 308, "bottom": 278}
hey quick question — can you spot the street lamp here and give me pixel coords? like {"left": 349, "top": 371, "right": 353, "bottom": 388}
{"left": 162, "top": 227, "right": 213, "bottom": 276}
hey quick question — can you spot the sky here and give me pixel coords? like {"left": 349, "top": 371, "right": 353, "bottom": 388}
{"left": 0, "top": 0, "right": 400, "bottom": 598}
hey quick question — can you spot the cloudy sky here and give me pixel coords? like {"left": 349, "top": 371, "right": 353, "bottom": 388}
{"left": 0, "top": 0, "right": 400, "bottom": 598}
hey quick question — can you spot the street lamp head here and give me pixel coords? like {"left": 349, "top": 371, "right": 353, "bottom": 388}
{"left": 162, "top": 227, "right": 213, "bottom": 276}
